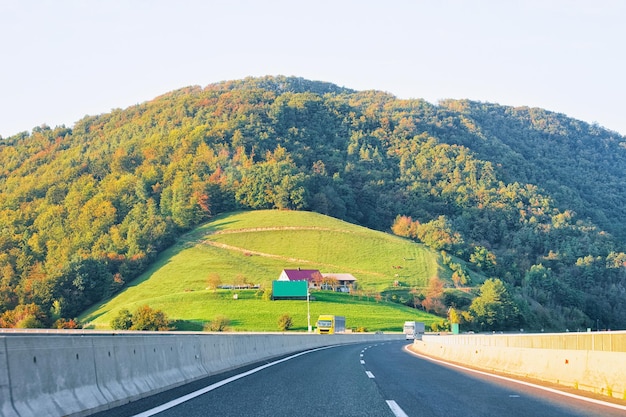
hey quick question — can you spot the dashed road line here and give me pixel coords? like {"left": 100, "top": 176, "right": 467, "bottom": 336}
{"left": 361, "top": 346, "right": 409, "bottom": 417}
{"left": 386, "top": 400, "right": 409, "bottom": 417}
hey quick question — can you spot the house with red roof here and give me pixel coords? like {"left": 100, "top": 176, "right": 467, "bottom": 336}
{"left": 278, "top": 268, "right": 322, "bottom": 283}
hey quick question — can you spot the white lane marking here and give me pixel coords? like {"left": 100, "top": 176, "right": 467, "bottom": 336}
{"left": 131, "top": 345, "right": 339, "bottom": 417}
{"left": 360, "top": 359, "right": 365, "bottom": 364}
{"left": 366, "top": 370, "right": 375, "bottom": 378}
{"left": 386, "top": 400, "right": 409, "bottom": 417}
{"left": 404, "top": 346, "right": 626, "bottom": 412}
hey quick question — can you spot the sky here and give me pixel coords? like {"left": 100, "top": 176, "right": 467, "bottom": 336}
{"left": 1, "top": 0, "right": 625, "bottom": 138}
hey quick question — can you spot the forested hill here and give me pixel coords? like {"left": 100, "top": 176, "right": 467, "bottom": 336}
{"left": 1, "top": 75, "right": 626, "bottom": 331}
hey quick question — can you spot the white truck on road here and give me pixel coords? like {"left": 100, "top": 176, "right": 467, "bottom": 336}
{"left": 403, "top": 321, "right": 425, "bottom": 340}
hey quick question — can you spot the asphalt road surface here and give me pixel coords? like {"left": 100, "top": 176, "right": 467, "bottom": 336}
{"left": 92, "top": 340, "right": 626, "bottom": 417}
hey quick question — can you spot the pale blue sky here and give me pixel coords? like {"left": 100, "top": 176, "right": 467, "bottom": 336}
{"left": 1, "top": 0, "right": 625, "bottom": 138}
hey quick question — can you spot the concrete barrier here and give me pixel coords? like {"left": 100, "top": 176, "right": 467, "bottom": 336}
{"left": 0, "top": 337, "right": 19, "bottom": 417}
{"left": 7, "top": 334, "right": 108, "bottom": 417}
{"left": 411, "top": 331, "right": 626, "bottom": 400}
{"left": 0, "top": 332, "right": 403, "bottom": 417}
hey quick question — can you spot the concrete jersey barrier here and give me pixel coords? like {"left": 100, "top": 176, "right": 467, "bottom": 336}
{"left": 411, "top": 331, "right": 626, "bottom": 401}
{"left": 0, "top": 332, "right": 403, "bottom": 417}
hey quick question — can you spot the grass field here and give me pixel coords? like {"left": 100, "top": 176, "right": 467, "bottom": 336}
{"left": 80, "top": 210, "right": 448, "bottom": 331}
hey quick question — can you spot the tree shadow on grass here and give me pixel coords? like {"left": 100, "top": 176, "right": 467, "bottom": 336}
{"left": 170, "top": 319, "right": 243, "bottom": 331}
{"left": 170, "top": 320, "right": 205, "bottom": 331}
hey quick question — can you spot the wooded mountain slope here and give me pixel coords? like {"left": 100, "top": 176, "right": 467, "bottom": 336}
{"left": 1, "top": 75, "right": 625, "bottom": 330}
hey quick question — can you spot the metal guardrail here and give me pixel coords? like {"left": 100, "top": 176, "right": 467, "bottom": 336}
{"left": 423, "top": 331, "right": 626, "bottom": 352}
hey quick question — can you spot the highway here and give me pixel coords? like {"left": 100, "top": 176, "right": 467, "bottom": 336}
{"left": 92, "top": 340, "right": 626, "bottom": 417}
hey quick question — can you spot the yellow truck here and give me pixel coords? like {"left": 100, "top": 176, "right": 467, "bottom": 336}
{"left": 315, "top": 315, "right": 346, "bottom": 334}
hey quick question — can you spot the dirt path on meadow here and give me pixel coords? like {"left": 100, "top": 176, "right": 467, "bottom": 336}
{"left": 198, "top": 226, "right": 385, "bottom": 276}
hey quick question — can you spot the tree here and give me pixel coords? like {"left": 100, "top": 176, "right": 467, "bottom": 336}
{"left": 422, "top": 276, "right": 446, "bottom": 315}
{"left": 469, "top": 278, "right": 520, "bottom": 331}
{"left": 310, "top": 271, "right": 324, "bottom": 289}
{"left": 235, "top": 148, "right": 307, "bottom": 210}
{"left": 416, "top": 216, "right": 464, "bottom": 252}
{"left": 449, "top": 262, "right": 470, "bottom": 287}
{"left": 53, "top": 318, "right": 81, "bottom": 329}
{"left": 391, "top": 215, "right": 418, "bottom": 238}
{"left": 16, "top": 315, "right": 44, "bottom": 329}
{"left": 110, "top": 308, "right": 133, "bottom": 330}
{"left": 469, "top": 246, "right": 497, "bottom": 275}
{"left": 206, "top": 273, "right": 222, "bottom": 292}
{"left": 233, "top": 273, "right": 247, "bottom": 289}
{"left": 169, "top": 172, "right": 198, "bottom": 228}
{"left": 448, "top": 307, "right": 462, "bottom": 324}
{"left": 322, "top": 276, "right": 339, "bottom": 291}
{"left": 0, "top": 303, "right": 46, "bottom": 328}
{"left": 53, "top": 257, "right": 112, "bottom": 318}
{"left": 130, "top": 305, "right": 170, "bottom": 331}
{"left": 523, "top": 264, "right": 554, "bottom": 304}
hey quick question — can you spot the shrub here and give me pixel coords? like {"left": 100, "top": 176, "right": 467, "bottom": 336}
{"left": 430, "top": 320, "right": 449, "bottom": 332}
{"left": 0, "top": 303, "right": 46, "bottom": 328}
{"left": 277, "top": 313, "right": 293, "bottom": 331}
{"left": 205, "top": 315, "right": 230, "bottom": 331}
{"left": 110, "top": 308, "right": 133, "bottom": 330}
{"left": 53, "top": 318, "right": 82, "bottom": 329}
{"left": 131, "top": 305, "right": 170, "bottom": 331}
{"left": 16, "top": 315, "right": 44, "bottom": 329}
{"left": 110, "top": 306, "right": 170, "bottom": 331}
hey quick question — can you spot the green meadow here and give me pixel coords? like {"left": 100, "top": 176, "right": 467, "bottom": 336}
{"left": 81, "top": 210, "right": 446, "bottom": 331}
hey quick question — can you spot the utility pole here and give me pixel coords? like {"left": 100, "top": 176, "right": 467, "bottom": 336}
{"left": 307, "top": 290, "right": 312, "bottom": 333}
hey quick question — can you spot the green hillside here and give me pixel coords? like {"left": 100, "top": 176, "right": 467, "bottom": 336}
{"left": 81, "top": 210, "right": 443, "bottom": 331}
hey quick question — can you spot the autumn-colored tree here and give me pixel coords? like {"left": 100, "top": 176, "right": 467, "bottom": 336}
{"left": 206, "top": 273, "right": 222, "bottom": 292}
{"left": 310, "top": 271, "right": 324, "bottom": 289}
{"left": 415, "top": 216, "right": 463, "bottom": 252}
{"left": 233, "top": 273, "right": 247, "bottom": 288}
{"left": 391, "top": 215, "right": 419, "bottom": 238}
{"left": 422, "top": 276, "right": 446, "bottom": 315}
{"left": 0, "top": 303, "right": 46, "bottom": 328}
{"left": 53, "top": 318, "right": 82, "bottom": 329}
{"left": 322, "top": 276, "right": 339, "bottom": 291}
{"left": 130, "top": 305, "right": 170, "bottom": 331}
